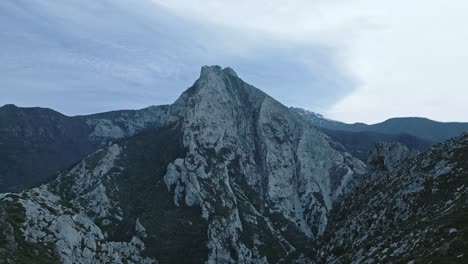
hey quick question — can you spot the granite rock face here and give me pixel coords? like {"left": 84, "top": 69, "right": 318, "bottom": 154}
{"left": 0, "top": 66, "right": 365, "bottom": 263}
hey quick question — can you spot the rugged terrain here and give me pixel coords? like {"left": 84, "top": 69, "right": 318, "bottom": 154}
{"left": 0, "top": 66, "right": 366, "bottom": 263}
{"left": 0, "top": 103, "right": 169, "bottom": 192}
{"left": 318, "top": 135, "right": 468, "bottom": 263}
{"left": 0, "top": 66, "right": 466, "bottom": 263}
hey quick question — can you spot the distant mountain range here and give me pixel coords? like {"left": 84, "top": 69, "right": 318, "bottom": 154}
{"left": 291, "top": 107, "right": 468, "bottom": 142}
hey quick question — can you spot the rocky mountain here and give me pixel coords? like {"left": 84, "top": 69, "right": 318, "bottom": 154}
{"left": 0, "top": 103, "right": 169, "bottom": 192}
{"left": 0, "top": 66, "right": 367, "bottom": 263}
{"left": 1, "top": 66, "right": 466, "bottom": 264}
{"left": 292, "top": 107, "right": 468, "bottom": 142}
{"left": 318, "top": 134, "right": 468, "bottom": 263}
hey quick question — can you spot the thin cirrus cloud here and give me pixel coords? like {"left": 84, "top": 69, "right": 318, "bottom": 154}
{"left": 154, "top": 0, "right": 468, "bottom": 123}
{"left": 0, "top": 0, "right": 353, "bottom": 117}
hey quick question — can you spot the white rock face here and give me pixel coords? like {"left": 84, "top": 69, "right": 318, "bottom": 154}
{"left": 1, "top": 185, "right": 155, "bottom": 264}
{"left": 85, "top": 105, "right": 169, "bottom": 143}
{"left": 86, "top": 119, "right": 126, "bottom": 140}
{"left": 164, "top": 66, "right": 366, "bottom": 263}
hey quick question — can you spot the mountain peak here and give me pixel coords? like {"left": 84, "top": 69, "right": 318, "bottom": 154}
{"left": 200, "top": 65, "right": 223, "bottom": 77}
{"left": 179, "top": 64, "right": 262, "bottom": 106}
{"left": 199, "top": 65, "right": 238, "bottom": 79}
{"left": 0, "top": 104, "right": 19, "bottom": 111}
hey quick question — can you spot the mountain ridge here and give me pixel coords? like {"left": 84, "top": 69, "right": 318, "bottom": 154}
{"left": 0, "top": 102, "right": 169, "bottom": 192}
{"left": 292, "top": 107, "right": 468, "bottom": 142}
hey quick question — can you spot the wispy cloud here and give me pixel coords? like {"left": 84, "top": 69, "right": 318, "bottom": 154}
{"left": 2, "top": 0, "right": 465, "bottom": 123}
{"left": 155, "top": 0, "right": 468, "bottom": 123}
{"left": 0, "top": 0, "right": 353, "bottom": 116}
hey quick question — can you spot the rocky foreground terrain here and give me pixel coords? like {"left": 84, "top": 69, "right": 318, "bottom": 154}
{"left": 318, "top": 137, "right": 468, "bottom": 263}
{"left": 0, "top": 66, "right": 467, "bottom": 263}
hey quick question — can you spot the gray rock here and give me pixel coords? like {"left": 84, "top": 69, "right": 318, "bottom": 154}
{"left": 367, "top": 142, "right": 411, "bottom": 171}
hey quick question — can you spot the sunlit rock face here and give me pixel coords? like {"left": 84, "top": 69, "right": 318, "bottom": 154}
{"left": 0, "top": 66, "right": 366, "bottom": 263}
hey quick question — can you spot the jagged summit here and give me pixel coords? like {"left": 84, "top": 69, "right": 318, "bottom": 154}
{"left": 199, "top": 65, "right": 238, "bottom": 78}
{"left": 171, "top": 65, "right": 269, "bottom": 120}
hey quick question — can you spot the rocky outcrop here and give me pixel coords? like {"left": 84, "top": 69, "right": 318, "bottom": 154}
{"left": 1, "top": 187, "right": 154, "bottom": 264}
{"left": 367, "top": 142, "right": 412, "bottom": 172}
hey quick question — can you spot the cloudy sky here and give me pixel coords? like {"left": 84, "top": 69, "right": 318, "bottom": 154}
{"left": 1, "top": 0, "right": 467, "bottom": 123}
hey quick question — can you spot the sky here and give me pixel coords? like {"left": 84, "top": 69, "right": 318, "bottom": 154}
{"left": 1, "top": 0, "right": 467, "bottom": 123}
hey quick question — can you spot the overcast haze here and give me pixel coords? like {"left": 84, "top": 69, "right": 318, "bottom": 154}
{"left": 1, "top": 0, "right": 467, "bottom": 123}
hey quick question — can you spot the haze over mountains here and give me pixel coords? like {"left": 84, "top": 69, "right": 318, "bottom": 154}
{"left": 0, "top": 66, "right": 467, "bottom": 263}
